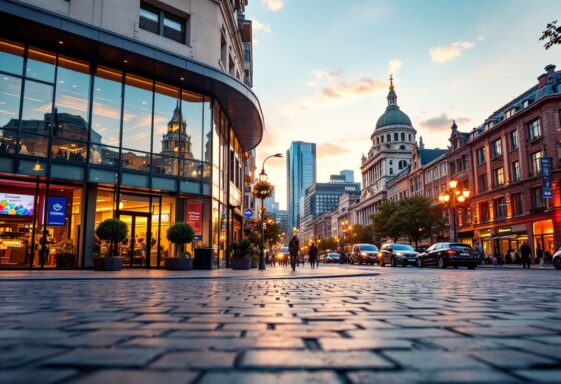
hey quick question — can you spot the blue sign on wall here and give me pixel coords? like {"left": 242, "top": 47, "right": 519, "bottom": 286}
{"left": 243, "top": 208, "right": 254, "bottom": 218}
{"left": 541, "top": 157, "right": 552, "bottom": 198}
{"left": 47, "top": 196, "right": 67, "bottom": 226}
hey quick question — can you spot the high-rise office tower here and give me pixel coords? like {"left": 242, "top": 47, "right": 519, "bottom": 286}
{"left": 287, "top": 141, "right": 316, "bottom": 232}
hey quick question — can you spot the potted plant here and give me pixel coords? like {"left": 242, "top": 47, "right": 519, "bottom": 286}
{"left": 250, "top": 249, "right": 259, "bottom": 269}
{"left": 93, "top": 218, "right": 127, "bottom": 271}
{"left": 230, "top": 239, "right": 252, "bottom": 270}
{"left": 55, "top": 239, "right": 75, "bottom": 268}
{"left": 194, "top": 244, "right": 214, "bottom": 270}
{"left": 165, "top": 222, "right": 195, "bottom": 270}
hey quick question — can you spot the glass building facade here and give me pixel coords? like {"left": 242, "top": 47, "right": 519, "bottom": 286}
{"left": 0, "top": 34, "right": 253, "bottom": 270}
{"left": 286, "top": 141, "right": 316, "bottom": 232}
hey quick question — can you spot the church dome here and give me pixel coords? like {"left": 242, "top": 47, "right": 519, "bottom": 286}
{"left": 375, "top": 76, "right": 412, "bottom": 129}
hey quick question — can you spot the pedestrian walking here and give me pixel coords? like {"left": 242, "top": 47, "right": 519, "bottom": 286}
{"left": 520, "top": 242, "right": 532, "bottom": 269}
{"left": 288, "top": 235, "right": 299, "bottom": 271}
{"left": 537, "top": 244, "right": 544, "bottom": 266}
{"left": 475, "top": 241, "right": 485, "bottom": 267}
{"left": 308, "top": 242, "right": 319, "bottom": 268}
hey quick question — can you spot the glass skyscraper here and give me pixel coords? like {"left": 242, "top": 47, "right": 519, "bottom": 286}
{"left": 287, "top": 141, "right": 316, "bottom": 232}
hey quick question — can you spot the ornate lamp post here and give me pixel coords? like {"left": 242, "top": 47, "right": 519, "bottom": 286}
{"left": 439, "top": 178, "right": 471, "bottom": 242}
{"left": 252, "top": 153, "right": 282, "bottom": 270}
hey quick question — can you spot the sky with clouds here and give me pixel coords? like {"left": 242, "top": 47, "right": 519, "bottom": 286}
{"left": 246, "top": 0, "right": 560, "bottom": 210}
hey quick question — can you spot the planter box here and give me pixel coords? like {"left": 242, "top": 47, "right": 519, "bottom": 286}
{"left": 231, "top": 257, "right": 251, "bottom": 270}
{"left": 92, "top": 257, "right": 123, "bottom": 271}
{"left": 250, "top": 258, "right": 258, "bottom": 269}
{"left": 55, "top": 253, "right": 75, "bottom": 268}
{"left": 194, "top": 248, "right": 214, "bottom": 270}
{"left": 164, "top": 257, "right": 193, "bottom": 271}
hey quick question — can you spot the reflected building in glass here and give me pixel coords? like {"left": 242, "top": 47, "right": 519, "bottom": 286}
{"left": 0, "top": 0, "right": 261, "bottom": 270}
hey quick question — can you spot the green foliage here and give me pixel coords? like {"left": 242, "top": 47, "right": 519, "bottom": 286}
{"left": 166, "top": 222, "right": 195, "bottom": 245}
{"left": 318, "top": 238, "right": 337, "bottom": 251}
{"left": 540, "top": 20, "right": 561, "bottom": 49}
{"left": 245, "top": 216, "right": 283, "bottom": 250}
{"left": 371, "top": 197, "right": 446, "bottom": 246}
{"left": 232, "top": 239, "right": 252, "bottom": 259}
{"left": 96, "top": 218, "right": 128, "bottom": 243}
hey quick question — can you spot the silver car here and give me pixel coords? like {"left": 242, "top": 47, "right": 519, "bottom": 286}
{"left": 553, "top": 247, "right": 561, "bottom": 270}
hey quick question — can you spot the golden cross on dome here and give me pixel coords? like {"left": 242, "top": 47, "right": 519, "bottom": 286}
{"left": 389, "top": 74, "right": 394, "bottom": 90}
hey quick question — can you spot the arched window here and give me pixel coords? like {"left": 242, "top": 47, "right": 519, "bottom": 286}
{"left": 387, "top": 134, "right": 391, "bottom": 142}
{"left": 389, "top": 168, "right": 393, "bottom": 175}
{"left": 408, "top": 133, "right": 412, "bottom": 141}
{"left": 376, "top": 137, "right": 379, "bottom": 145}
{"left": 394, "top": 133, "right": 398, "bottom": 141}
{"left": 381, "top": 136, "right": 384, "bottom": 143}
{"left": 399, "top": 145, "right": 406, "bottom": 150}
{"left": 401, "top": 132, "right": 405, "bottom": 141}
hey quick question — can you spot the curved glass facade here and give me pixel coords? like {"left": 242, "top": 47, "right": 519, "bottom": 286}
{"left": 0, "top": 37, "right": 246, "bottom": 270}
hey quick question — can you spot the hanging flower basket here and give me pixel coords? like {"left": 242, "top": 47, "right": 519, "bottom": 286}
{"left": 251, "top": 180, "right": 274, "bottom": 200}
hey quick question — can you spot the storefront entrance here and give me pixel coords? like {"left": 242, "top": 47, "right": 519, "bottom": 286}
{"left": 118, "top": 212, "right": 151, "bottom": 268}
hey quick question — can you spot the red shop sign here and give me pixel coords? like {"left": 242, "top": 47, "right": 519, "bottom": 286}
{"left": 186, "top": 201, "right": 203, "bottom": 238}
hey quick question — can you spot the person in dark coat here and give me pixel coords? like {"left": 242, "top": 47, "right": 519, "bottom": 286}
{"left": 520, "top": 242, "right": 532, "bottom": 269}
{"left": 308, "top": 242, "right": 319, "bottom": 268}
{"left": 288, "top": 235, "right": 299, "bottom": 271}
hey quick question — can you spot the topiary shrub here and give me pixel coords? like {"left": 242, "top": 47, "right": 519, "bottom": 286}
{"left": 166, "top": 222, "right": 195, "bottom": 257}
{"left": 95, "top": 218, "right": 128, "bottom": 257}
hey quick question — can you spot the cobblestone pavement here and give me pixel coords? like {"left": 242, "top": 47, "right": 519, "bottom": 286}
{"left": 1, "top": 266, "right": 561, "bottom": 383}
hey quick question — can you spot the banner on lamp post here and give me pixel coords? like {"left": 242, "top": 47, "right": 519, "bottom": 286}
{"left": 186, "top": 201, "right": 203, "bottom": 240}
{"left": 541, "top": 157, "right": 552, "bottom": 198}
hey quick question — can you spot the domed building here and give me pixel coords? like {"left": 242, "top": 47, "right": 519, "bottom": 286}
{"left": 355, "top": 76, "right": 416, "bottom": 225}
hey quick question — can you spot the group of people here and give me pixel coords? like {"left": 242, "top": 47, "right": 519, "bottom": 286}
{"left": 287, "top": 235, "right": 319, "bottom": 270}
{"left": 474, "top": 241, "right": 551, "bottom": 269}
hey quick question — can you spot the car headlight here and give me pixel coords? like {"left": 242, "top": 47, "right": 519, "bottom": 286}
{"left": 361, "top": 252, "right": 367, "bottom": 256}
{"left": 395, "top": 252, "right": 403, "bottom": 256}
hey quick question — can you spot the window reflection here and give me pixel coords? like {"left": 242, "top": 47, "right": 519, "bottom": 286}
{"left": 122, "top": 149, "right": 150, "bottom": 171}
{"left": 181, "top": 90, "right": 203, "bottom": 160}
{"left": 123, "top": 74, "right": 153, "bottom": 152}
{"left": 180, "top": 158, "right": 202, "bottom": 180}
{"left": 92, "top": 67, "right": 122, "bottom": 148}
{"left": 51, "top": 138, "right": 86, "bottom": 162}
{"left": 203, "top": 99, "right": 212, "bottom": 163}
{"left": 152, "top": 154, "right": 178, "bottom": 176}
{"left": 0, "top": 38, "right": 24, "bottom": 75}
{"left": 21, "top": 80, "right": 53, "bottom": 132}
{"left": 19, "top": 134, "right": 48, "bottom": 157}
{"left": 0, "top": 129, "right": 17, "bottom": 154}
{"left": 26, "top": 47, "right": 56, "bottom": 83}
{"left": 153, "top": 83, "right": 180, "bottom": 155}
{"left": 0, "top": 75, "right": 22, "bottom": 128}
{"left": 90, "top": 144, "right": 119, "bottom": 168}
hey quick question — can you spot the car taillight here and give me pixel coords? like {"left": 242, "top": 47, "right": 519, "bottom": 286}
{"left": 447, "top": 250, "right": 456, "bottom": 255}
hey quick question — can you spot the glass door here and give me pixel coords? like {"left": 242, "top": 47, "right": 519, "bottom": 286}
{"left": 118, "top": 212, "right": 150, "bottom": 268}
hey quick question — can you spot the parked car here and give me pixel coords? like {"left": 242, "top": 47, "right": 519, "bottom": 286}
{"left": 350, "top": 244, "right": 379, "bottom": 265}
{"left": 416, "top": 242, "right": 478, "bottom": 269}
{"left": 324, "top": 252, "right": 341, "bottom": 263}
{"left": 276, "top": 246, "right": 289, "bottom": 264}
{"left": 553, "top": 247, "right": 561, "bottom": 270}
{"left": 380, "top": 243, "right": 418, "bottom": 267}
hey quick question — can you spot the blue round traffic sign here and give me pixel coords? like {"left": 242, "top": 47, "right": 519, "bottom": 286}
{"left": 243, "top": 208, "right": 254, "bottom": 218}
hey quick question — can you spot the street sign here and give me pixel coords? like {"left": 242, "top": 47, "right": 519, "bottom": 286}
{"left": 541, "top": 157, "right": 552, "bottom": 198}
{"left": 243, "top": 208, "right": 254, "bottom": 218}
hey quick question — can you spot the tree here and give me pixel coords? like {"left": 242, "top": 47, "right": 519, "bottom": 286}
{"left": 371, "top": 200, "right": 402, "bottom": 242}
{"left": 394, "top": 196, "right": 446, "bottom": 247}
{"left": 244, "top": 215, "right": 283, "bottom": 250}
{"left": 95, "top": 218, "right": 128, "bottom": 256}
{"left": 540, "top": 20, "right": 561, "bottom": 49}
{"left": 166, "top": 222, "right": 195, "bottom": 257}
{"left": 318, "top": 237, "right": 337, "bottom": 251}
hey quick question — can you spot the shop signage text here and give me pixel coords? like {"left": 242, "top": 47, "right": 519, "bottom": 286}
{"left": 541, "top": 157, "right": 552, "bottom": 198}
{"left": 47, "top": 196, "right": 67, "bottom": 226}
{"left": 186, "top": 201, "right": 203, "bottom": 240}
{"left": 497, "top": 226, "right": 512, "bottom": 234}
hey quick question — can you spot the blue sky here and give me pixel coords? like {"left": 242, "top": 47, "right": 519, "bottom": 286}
{"left": 247, "top": 0, "right": 560, "bottom": 209}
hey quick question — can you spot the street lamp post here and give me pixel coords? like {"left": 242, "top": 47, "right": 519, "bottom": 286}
{"left": 257, "top": 153, "right": 282, "bottom": 271}
{"left": 439, "top": 178, "right": 471, "bottom": 242}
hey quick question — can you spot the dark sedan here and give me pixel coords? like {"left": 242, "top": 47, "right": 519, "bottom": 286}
{"left": 380, "top": 243, "right": 418, "bottom": 267}
{"left": 416, "top": 242, "right": 478, "bottom": 269}
{"left": 324, "top": 252, "right": 341, "bottom": 263}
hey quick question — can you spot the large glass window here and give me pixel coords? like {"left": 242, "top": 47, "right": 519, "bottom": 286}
{"left": 21, "top": 80, "right": 53, "bottom": 133}
{"left": 0, "top": 129, "right": 17, "bottom": 154}
{"left": 0, "top": 38, "right": 24, "bottom": 75}
{"left": 153, "top": 82, "right": 180, "bottom": 156}
{"left": 91, "top": 67, "right": 122, "bottom": 148}
{"left": 26, "top": 48, "right": 56, "bottom": 83}
{"left": 180, "top": 90, "right": 203, "bottom": 161}
{"left": 54, "top": 56, "right": 90, "bottom": 141}
{"left": 0, "top": 75, "right": 22, "bottom": 129}
{"left": 123, "top": 74, "right": 153, "bottom": 153}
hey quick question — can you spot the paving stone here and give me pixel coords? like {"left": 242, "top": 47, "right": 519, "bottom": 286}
{"left": 468, "top": 349, "right": 558, "bottom": 368}
{"left": 383, "top": 350, "right": 490, "bottom": 370}
{"left": 73, "top": 369, "right": 198, "bottom": 384}
{"left": 241, "top": 350, "right": 394, "bottom": 369}
{"left": 0, "top": 347, "right": 66, "bottom": 368}
{"left": 424, "top": 337, "right": 505, "bottom": 351}
{"left": 0, "top": 369, "right": 78, "bottom": 384}
{"left": 42, "top": 348, "right": 165, "bottom": 368}
{"left": 452, "top": 325, "right": 557, "bottom": 338}
{"left": 347, "top": 369, "right": 521, "bottom": 383}
{"left": 199, "top": 371, "right": 342, "bottom": 384}
{"left": 319, "top": 337, "right": 413, "bottom": 351}
{"left": 150, "top": 351, "right": 236, "bottom": 369}
{"left": 513, "top": 369, "right": 561, "bottom": 383}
